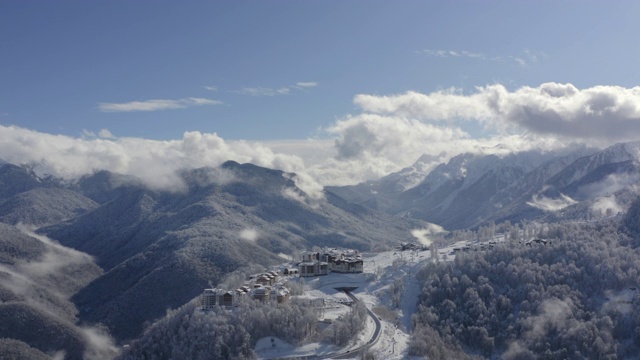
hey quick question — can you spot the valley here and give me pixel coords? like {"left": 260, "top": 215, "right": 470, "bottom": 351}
{"left": 2, "top": 142, "right": 640, "bottom": 359}
{"left": 4, "top": 4, "right": 640, "bottom": 358}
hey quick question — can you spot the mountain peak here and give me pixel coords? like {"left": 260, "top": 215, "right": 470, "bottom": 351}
{"left": 220, "top": 160, "right": 241, "bottom": 168}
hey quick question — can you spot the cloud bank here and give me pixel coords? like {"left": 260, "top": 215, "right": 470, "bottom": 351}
{"left": 4, "top": 82, "right": 640, "bottom": 197}
{"left": 354, "top": 83, "right": 640, "bottom": 144}
{"left": 321, "top": 113, "right": 566, "bottom": 185}
{"left": 0, "top": 125, "right": 322, "bottom": 196}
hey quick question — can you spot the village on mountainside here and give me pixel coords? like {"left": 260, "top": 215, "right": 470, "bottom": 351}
{"left": 200, "top": 247, "right": 364, "bottom": 309}
{"left": 199, "top": 232, "right": 552, "bottom": 310}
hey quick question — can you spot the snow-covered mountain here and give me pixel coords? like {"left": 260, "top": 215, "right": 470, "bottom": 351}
{"left": 0, "top": 161, "right": 427, "bottom": 344}
{"left": 0, "top": 188, "right": 98, "bottom": 226}
{"left": 3, "top": 142, "right": 640, "bottom": 351}
{"left": 329, "top": 143, "right": 640, "bottom": 229}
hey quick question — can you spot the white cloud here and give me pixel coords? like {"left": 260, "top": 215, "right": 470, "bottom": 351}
{"left": 418, "top": 49, "right": 487, "bottom": 59}
{"left": 15, "top": 225, "right": 94, "bottom": 278}
{"left": 418, "top": 48, "right": 546, "bottom": 66}
{"left": 81, "top": 326, "right": 120, "bottom": 360}
{"left": 411, "top": 223, "right": 447, "bottom": 247}
{"left": 0, "top": 122, "right": 570, "bottom": 199}
{"left": 0, "top": 125, "right": 326, "bottom": 197}
{"left": 313, "top": 108, "right": 567, "bottom": 186}
{"left": 577, "top": 173, "right": 640, "bottom": 199}
{"left": 261, "top": 139, "right": 335, "bottom": 167}
{"left": 81, "top": 129, "right": 97, "bottom": 138}
{"left": 602, "top": 289, "right": 635, "bottom": 314}
{"left": 354, "top": 89, "right": 494, "bottom": 122}
{"left": 236, "top": 81, "right": 317, "bottom": 96}
{"left": 236, "top": 87, "right": 291, "bottom": 96}
{"left": 0, "top": 225, "right": 120, "bottom": 359}
{"left": 354, "top": 83, "right": 640, "bottom": 144}
{"left": 510, "top": 56, "right": 527, "bottom": 67}
{"left": 503, "top": 341, "right": 534, "bottom": 360}
{"left": 295, "top": 81, "right": 318, "bottom": 88}
{"left": 524, "top": 48, "right": 545, "bottom": 63}
{"left": 282, "top": 187, "right": 307, "bottom": 204}
{"left": 82, "top": 128, "right": 115, "bottom": 140}
{"left": 591, "top": 195, "right": 623, "bottom": 217}
{"left": 329, "top": 113, "right": 470, "bottom": 160}
{"left": 524, "top": 297, "right": 575, "bottom": 340}
{"left": 98, "top": 128, "right": 115, "bottom": 139}
{"left": 239, "top": 228, "right": 259, "bottom": 242}
{"left": 318, "top": 114, "right": 470, "bottom": 184}
{"left": 527, "top": 193, "right": 577, "bottom": 212}
{"left": 99, "top": 97, "right": 222, "bottom": 112}
{"left": 203, "top": 85, "right": 218, "bottom": 91}
{"left": 4, "top": 82, "right": 640, "bottom": 199}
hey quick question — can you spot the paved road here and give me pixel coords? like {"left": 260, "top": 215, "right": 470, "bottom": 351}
{"left": 321, "top": 290, "right": 382, "bottom": 359}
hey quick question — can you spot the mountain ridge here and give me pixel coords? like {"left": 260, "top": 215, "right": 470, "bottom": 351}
{"left": 329, "top": 143, "right": 640, "bottom": 229}
{"left": 31, "top": 161, "right": 427, "bottom": 340}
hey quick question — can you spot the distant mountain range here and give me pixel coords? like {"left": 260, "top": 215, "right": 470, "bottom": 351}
{"left": 3, "top": 142, "right": 640, "bottom": 352}
{"left": 328, "top": 142, "right": 640, "bottom": 229}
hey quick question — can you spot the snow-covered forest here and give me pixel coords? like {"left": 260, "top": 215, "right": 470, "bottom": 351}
{"left": 409, "top": 205, "right": 640, "bottom": 359}
{"left": 117, "top": 292, "right": 367, "bottom": 359}
{"left": 116, "top": 197, "right": 640, "bottom": 360}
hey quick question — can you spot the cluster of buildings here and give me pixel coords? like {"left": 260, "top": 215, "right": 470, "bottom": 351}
{"left": 525, "top": 238, "right": 550, "bottom": 246}
{"left": 298, "top": 248, "right": 364, "bottom": 277}
{"left": 201, "top": 270, "right": 291, "bottom": 309}
{"left": 201, "top": 247, "right": 365, "bottom": 309}
{"left": 452, "top": 240, "right": 499, "bottom": 253}
{"left": 397, "top": 242, "right": 429, "bottom": 251}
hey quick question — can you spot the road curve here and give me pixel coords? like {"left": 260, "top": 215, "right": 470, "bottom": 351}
{"left": 274, "top": 290, "right": 381, "bottom": 360}
{"left": 322, "top": 290, "right": 382, "bottom": 359}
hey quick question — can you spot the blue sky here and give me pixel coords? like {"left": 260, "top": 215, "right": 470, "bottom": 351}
{"left": 3, "top": 1, "right": 640, "bottom": 191}
{"left": 3, "top": 1, "right": 639, "bottom": 140}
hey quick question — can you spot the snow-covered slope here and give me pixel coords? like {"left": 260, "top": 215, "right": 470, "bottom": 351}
{"left": 0, "top": 188, "right": 98, "bottom": 226}
{"left": 38, "top": 161, "right": 428, "bottom": 341}
{"left": 330, "top": 143, "right": 640, "bottom": 230}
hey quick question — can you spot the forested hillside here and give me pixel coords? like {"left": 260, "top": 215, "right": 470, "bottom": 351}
{"left": 0, "top": 222, "right": 116, "bottom": 359}
{"left": 117, "top": 289, "right": 368, "bottom": 359}
{"left": 3, "top": 153, "right": 640, "bottom": 359}
{"left": 410, "top": 215, "right": 640, "bottom": 359}
{"left": 0, "top": 160, "right": 428, "bottom": 342}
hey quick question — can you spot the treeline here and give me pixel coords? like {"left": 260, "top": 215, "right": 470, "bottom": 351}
{"left": 410, "top": 218, "right": 640, "bottom": 359}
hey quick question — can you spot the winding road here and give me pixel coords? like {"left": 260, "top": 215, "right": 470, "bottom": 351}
{"left": 276, "top": 290, "right": 381, "bottom": 360}
{"left": 320, "top": 290, "right": 382, "bottom": 359}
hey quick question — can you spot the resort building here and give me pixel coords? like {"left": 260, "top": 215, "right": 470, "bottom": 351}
{"left": 298, "top": 248, "right": 364, "bottom": 277}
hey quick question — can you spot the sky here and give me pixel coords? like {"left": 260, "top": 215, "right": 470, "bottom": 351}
{"left": 2, "top": 1, "right": 640, "bottom": 194}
